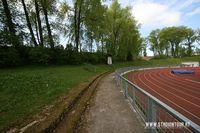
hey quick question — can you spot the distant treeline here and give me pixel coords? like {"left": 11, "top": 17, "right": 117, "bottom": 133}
{"left": 141, "top": 26, "right": 200, "bottom": 58}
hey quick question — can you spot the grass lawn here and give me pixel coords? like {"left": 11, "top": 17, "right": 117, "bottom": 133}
{"left": 0, "top": 56, "right": 200, "bottom": 130}
{"left": 0, "top": 65, "right": 112, "bottom": 130}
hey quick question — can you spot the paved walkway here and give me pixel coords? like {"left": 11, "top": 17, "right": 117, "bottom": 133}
{"left": 85, "top": 73, "right": 144, "bottom": 133}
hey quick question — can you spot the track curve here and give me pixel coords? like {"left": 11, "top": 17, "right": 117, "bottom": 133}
{"left": 128, "top": 67, "right": 200, "bottom": 126}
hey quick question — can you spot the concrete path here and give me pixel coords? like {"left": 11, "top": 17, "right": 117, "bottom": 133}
{"left": 84, "top": 73, "right": 144, "bottom": 133}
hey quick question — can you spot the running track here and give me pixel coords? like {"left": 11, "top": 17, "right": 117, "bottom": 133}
{"left": 128, "top": 67, "right": 200, "bottom": 126}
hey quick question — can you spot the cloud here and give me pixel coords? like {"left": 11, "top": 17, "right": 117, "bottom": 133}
{"left": 175, "top": 0, "right": 200, "bottom": 10}
{"left": 187, "top": 7, "right": 200, "bottom": 16}
{"left": 131, "top": 1, "right": 181, "bottom": 27}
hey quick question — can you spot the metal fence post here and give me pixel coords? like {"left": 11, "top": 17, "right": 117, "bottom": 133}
{"left": 120, "top": 77, "right": 123, "bottom": 88}
{"left": 132, "top": 86, "right": 136, "bottom": 107}
{"left": 147, "top": 97, "right": 157, "bottom": 133}
{"left": 125, "top": 81, "right": 128, "bottom": 98}
{"left": 116, "top": 75, "right": 119, "bottom": 86}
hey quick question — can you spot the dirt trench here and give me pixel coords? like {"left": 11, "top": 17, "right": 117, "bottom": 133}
{"left": 7, "top": 72, "right": 108, "bottom": 133}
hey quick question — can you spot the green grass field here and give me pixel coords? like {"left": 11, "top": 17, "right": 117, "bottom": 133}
{"left": 0, "top": 56, "right": 200, "bottom": 130}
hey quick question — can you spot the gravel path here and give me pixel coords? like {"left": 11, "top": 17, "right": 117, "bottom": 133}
{"left": 84, "top": 73, "right": 144, "bottom": 133}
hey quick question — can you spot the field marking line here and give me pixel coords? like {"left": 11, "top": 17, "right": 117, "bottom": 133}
{"left": 162, "top": 70, "right": 200, "bottom": 92}
{"left": 152, "top": 71, "right": 200, "bottom": 100}
{"left": 136, "top": 72, "right": 200, "bottom": 122}
{"left": 145, "top": 71, "right": 200, "bottom": 108}
{"left": 186, "top": 79, "right": 200, "bottom": 84}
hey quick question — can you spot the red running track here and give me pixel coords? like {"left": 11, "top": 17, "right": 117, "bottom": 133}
{"left": 128, "top": 67, "right": 200, "bottom": 126}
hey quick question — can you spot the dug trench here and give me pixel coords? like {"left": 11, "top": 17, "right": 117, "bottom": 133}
{"left": 8, "top": 71, "right": 110, "bottom": 133}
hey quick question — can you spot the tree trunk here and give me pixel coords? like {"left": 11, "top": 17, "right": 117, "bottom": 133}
{"left": 187, "top": 39, "right": 192, "bottom": 56}
{"left": 101, "top": 36, "right": 104, "bottom": 54}
{"left": 74, "top": 0, "right": 78, "bottom": 52}
{"left": 21, "top": 0, "right": 38, "bottom": 47}
{"left": 77, "top": 0, "right": 83, "bottom": 52}
{"left": 34, "top": 18, "right": 40, "bottom": 44}
{"left": 74, "top": 0, "right": 83, "bottom": 52}
{"left": 170, "top": 43, "right": 175, "bottom": 57}
{"left": 43, "top": 8, "right": 54, "bottom": 48}
{"left": 2, "top": 0, "right": 20, "bottom": 46}
{"left": 165, "top": 47, "right": 169, "bottom": 56}
{"left": 35, "top": 0, "right": 43, "bottom": 47}
{"left": 175, "top": 43, "right": 179, "bottom": 57}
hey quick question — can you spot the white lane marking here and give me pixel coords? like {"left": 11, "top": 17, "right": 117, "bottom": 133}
{"left": 162, "top": 70, "right": 200, "bottom": 93}
{"left": 136, "top": 72, "right": 200, "bottom": 121}
{"left": 145, "top": 72, "right": 200, "bottom": 108}
{"left": 152, "top": 71, "right": 200, "bottom": 100}
{"left": 186, "top": 79, "right": 200, "bottom": 84}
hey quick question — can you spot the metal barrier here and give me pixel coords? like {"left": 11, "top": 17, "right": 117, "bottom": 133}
{"left": 115, "top": 66, "right": 200, "bottom": 133}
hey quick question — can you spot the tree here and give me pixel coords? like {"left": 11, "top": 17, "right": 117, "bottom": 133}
{"left": 182, "top": 27, "right": 196, "bottom": 56}
{"left": 105, "top": 0, "right": 141, "bottom": 60}
{"left": 40, "top": 0, "right": 55, "bottom": 48}
{"left": 21, "top": 0, "right": 38, "bottom": 47}
{"left": 149, "top": 29, "right": 161, "bottom": 56}
{"left": 1, "top": 0, "right": 20, "bottom": 46}
{"left": 34, "top": 0, "right": 43, "bottom": 47}
{"left": 196, "top": 29, "right": 200, "bottom": 45}
{"left": 159, "top": 27, "right": 186, "bottom": 57}
{"left": 72, "top": 0, "right": 84, "bottom": 52}
{"left": 141, "top": 38, "right": 148, "bottom": 57}
{"left": 83, "top": 0, "right": 107, "bottom": 52}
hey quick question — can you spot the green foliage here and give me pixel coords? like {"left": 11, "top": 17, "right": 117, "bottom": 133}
{"left": 105, "top": 0, "right": 141, "bottom": 60}
{"left": 0, "top": 46, "right": 20, "bottom": 67}
{"left": 152, "top": 55, "right": 169, "bottom": 59}
{"left": 150, "top": 26, "right": 198, "bottom": 58}
{"left": 29, "top": 47, "right": 52, "bottom": 64}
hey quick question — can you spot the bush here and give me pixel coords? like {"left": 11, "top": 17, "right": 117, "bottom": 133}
{"left": 0, "top": 46, "right": 20, "bottom": 67}
{"left": 0, "top": 45, "right": 107, "bottom": 67}
{"left": 81, "top": 52, "right": 107, "bottom": 64}
{"left": 29, "top": 47, "right": 51, "bottom": 64}
{"left": 152, "top": 55, "right": 169, "bottom": 60}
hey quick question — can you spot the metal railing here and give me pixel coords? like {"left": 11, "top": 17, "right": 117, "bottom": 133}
{"left": 115, "top": 66, "right": 200, "bottom": 133}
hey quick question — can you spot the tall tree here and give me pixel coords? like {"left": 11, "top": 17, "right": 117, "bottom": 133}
{"left": 40, "top": 0, "right": 55, "bottom": 48}
{"left": 149, "top": 29, "right": 162, "bottom": 56}
{"left": 2, "top": 0, "right": 20, "bottom": 46}
{"left": 34, "top": 0, "right": 43, "bottom": 47}
{"left": 159, "top": 27, "right": 185, "bottom": 57}
{"left": 196, "top": 29, "right": 200, "bottom": 45}
{"left": 141, "top": 38, "right": 148, "bottom": 57}
{"left": 83, "top": 0, "right": 107, "bottom": 52}
{"left": 106, "top": 0, "right": 123, "bottom": 56}
{"left": 182, "top": 27, "right": 196, "bottom": 56}
{"left": 73, "top": 0, "right": 84, "bottom": 52}
{"left": 105, "top": 0, "right": 141, "bottom": 60}
{"left": 21, "top": 0, "right": 38, "bottom": 47}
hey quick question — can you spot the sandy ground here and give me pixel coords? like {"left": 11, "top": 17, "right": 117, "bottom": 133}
{"left": 82, "top": 73, "right": 144, "bottom": 133}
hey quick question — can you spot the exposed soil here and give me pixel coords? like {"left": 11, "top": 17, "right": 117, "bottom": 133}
{"left": 6, "top": 72, "right": 108, "bottom": 133}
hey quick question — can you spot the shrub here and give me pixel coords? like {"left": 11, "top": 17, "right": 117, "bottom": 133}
{"left": 0, "top": 46, "right": 20, "bottom": 67}
{"left": 152, "top": 55, "right": 169, "bottom": 60}
{"left": 29, "top": 47, "right": 51, "bottom": 64}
